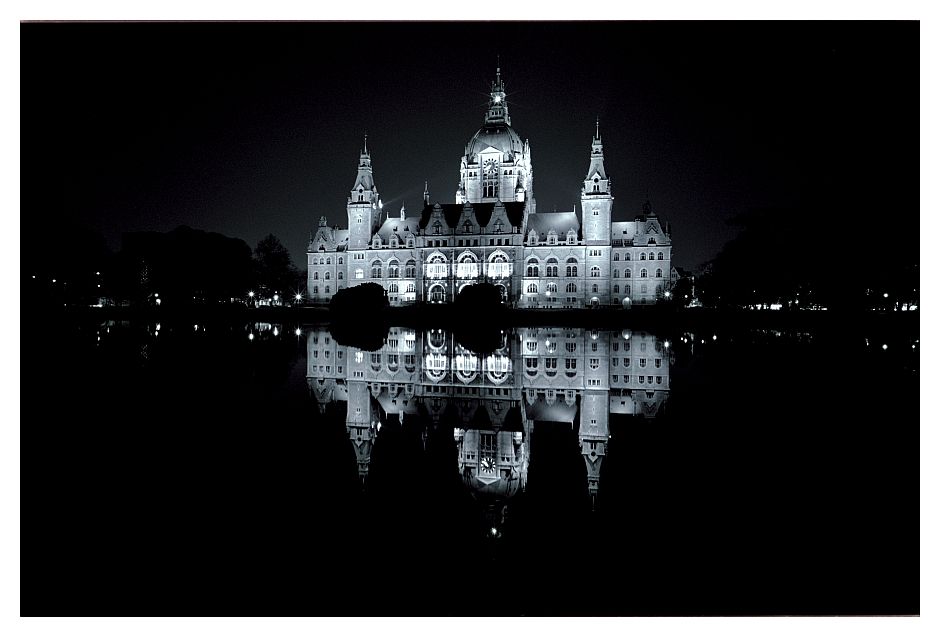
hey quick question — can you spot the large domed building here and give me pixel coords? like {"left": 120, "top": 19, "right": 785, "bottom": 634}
{"left": 307, "top": 68, "right": 675, "bottom": 307}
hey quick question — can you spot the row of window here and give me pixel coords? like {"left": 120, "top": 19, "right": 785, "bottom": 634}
{"left": 526, "top": 230, "right": 579, "bottom": 245}
{"left": 371, "top": 236, "right": 416, "bottom": 249}
{"left": 611, "top": 375, "right": 663, "bottom": 385}
{"left": 613, "top": 251, "right": 666, "bottom": 261}
{"left": 611, "top": 269, "right": 664, "bottom": 278}
{"left": 312, "top": 256, "right": 343, "bottom": 265}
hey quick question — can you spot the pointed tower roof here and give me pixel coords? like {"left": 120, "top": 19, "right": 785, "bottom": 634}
{"left": 585, "top": 119, "right": 607, "bottom": 181}
{"left": 351, "top": 133, "right": 375, "bottom": 192}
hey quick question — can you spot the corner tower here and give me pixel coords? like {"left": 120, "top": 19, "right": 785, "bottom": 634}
{"left": 581, "top": 120, "right": 612, "bottom": 245}
{"left": 347, "top": 135, "right": 382, "bottom": 251}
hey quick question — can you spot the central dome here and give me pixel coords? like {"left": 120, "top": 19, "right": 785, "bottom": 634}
{"left": 467, "top": 123, "right": 524, "bottom": 160}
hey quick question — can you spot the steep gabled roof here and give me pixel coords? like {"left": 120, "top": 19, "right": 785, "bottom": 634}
{"left": 419, "top": 201, "right": 526, "bottom": 230}
{"left": 524, "top": 211, "right": 580, "bottom": 240}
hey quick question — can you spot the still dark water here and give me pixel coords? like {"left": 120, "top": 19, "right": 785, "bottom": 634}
{"left": 21, "top": 317, "right": 919, "bottom": 616}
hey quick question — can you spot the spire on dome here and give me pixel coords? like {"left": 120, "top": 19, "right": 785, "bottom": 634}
{"left": 363, "top": 132, "right": 368, "bottom": 155}
{"left": 485, "top": 63, "right": 510, "bottom": 125}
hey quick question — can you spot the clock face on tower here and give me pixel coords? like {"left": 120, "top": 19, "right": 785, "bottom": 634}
{"left": 481, "top": 456, "right": 496, "bottom": 471}
{"left": 484, "top": 158, "right": 498, "bottom": 176}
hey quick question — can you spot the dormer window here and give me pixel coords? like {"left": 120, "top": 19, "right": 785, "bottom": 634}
{"left": 464, "top": 220, "right": 473, "bottom": 234}
{"left": 494, "top": 220, "right": 503, "bottom": 234}
{"left": 433, "top": 221, "right": 442, "bottom": 235}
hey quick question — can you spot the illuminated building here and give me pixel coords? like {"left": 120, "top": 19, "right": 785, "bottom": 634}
{"left": 307, "top": 68, "right": 674, "bottom": 307}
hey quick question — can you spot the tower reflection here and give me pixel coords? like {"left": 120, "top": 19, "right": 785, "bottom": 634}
{"left": 306, "top": 325, "right": 671, "bottom": 531}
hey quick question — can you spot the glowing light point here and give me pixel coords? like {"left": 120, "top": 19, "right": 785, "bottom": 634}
{"left": 664, "top": 341, "right": 670, "bottom": 349}
{"left": 295, "top": 328, "right": 302, "bottom": 337}
{"left": 490, "top": 527, "right": 498, "bottom": 536}
{"left": 52, "top": 279, "right": 56, "bottom": 283}
{"left": 883, "top": 293, "right": 889, "bottom": 298}
{"left": 273, "top": 327, "right": 279, "bottom": 337}
{"left": 295, "top": 294, "right": 302, "bottom": 301}
{"left": 712, "top": 335, "right": 717, "bottom": 341}
{"left": 273, "top": 294, "right": 279, "bottom": 301}
{"left": 882, "top": 344, "right": 887, "bottom": 350}
{"left": 248, "top": 291, "right": 255, "bottom": 298}
{"left": 249, "top": 333, "right": 255, "bottom": 341}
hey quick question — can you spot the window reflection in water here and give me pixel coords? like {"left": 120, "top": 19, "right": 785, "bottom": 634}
{"left": 306, "top": 326, "right": 672, "bottom": 529}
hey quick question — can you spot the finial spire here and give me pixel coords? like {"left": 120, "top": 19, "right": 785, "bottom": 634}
{"left": 595, "top": 117, "right": 600, "bottom": 140}
{"left": 363, "top": 132, "right": 368, "bottom": 154}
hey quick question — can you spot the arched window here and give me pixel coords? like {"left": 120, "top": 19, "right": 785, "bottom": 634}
{"left": 640, "top": 269, "right": 648, "bottom": 278}
{"left": 625, "top": 284, "right": 631, "bottom": 296}
{"left": 457, "top": 253, "right": 478, "bottom": 279}
{"left": 389, "top": 283, "right": 399, "bottom": 294}
{"left": 390, "top": 235, "right": 399, "bottom": 248}
{"left": 614, "top": 253, "right": 620, "bottom": 261}
{"left": 566, "top": 282, "right": 576, "bottom": 293}
{"left": 547, "top": 231, "right": 557, "bottom": 246}
{"left": 338, "top": 271, "right": 344, "bottom": 280}
{"left": 325, "top": 272, "right": 331, "bottom": 280}
{"left": 655, "top": 268, "right": 663, "bottom": 278}
{"left": 313, "top": 272, "right": 319, "bottom": 280}
{"left": 527, "top": 283, "right": 538, "bottom": 294}
{"left": 405, "top": 259, "right": 416, "bottom": 278}
{"left": 547, "top": 282, "right": 558, "bottom": 294}
{"left": 325, "top": 286, "right": 330, "bottom": 294}
{"left": 427, "top": 254, "right": 447, "bottom": 279}
{"left": 567, "top": 230, "right": 577, "bottom": 245}
{"left": 625, "top": 253, "right": 631, "bottom": 261}
{"left": 429, "top": 284, "right": 445, "bottom": 303}
{"left": 613, "top": 269, "right": 619, "bottom": 278}
{"left": 371, "top": 260, "right": 382, "bottom": 278}
{"left": 625, "top": 268, "right": 632, "bottom": 278}
{"left": 338, "top": 257, "right": 344, "bottom": 265}
{"left": 326, "top": 257, "right": 332, "bottom": 265}
{"left": 312, "top": 286, "right": 318, "bottom": 294}
{"left": 488, "top": 252, "right": 510, "bottom": 278}
{"left": 565, "top": 258, "right": 578, "bottom": 277}
{"left": 614, "top": 284, "right": 620, "bottom": 293}
{"left": 526, "top": 258, "right": 539, "bottom": 278}
{"left": 658, "top": 252, "right": 664, "bottom": 260}
{"left": 463, "top": 220, "right": 473, "bottom": 234}
{"left": 590, "top": 266, "right": 600, "bottom": 278}
{"left": 546, "top": 258, "right": 559, "bottom": 277}
{"left": 406, "top": 283, "right": 416, "bottom": 293}
{"left": 592, "top": 284, "right": 598, "bottom": 293}
{"left": 433, "top": 221, "right": 442, "bottom": 235}
{"left": 640, "top": 253, "right": 646, "bottom": 261}
{"left": 372, "top": 236, "right": 381, "bottom": 249}
{"left": 407, "top": 236, "right": 415, "bottom": 248}
{"left": 649, "top": 252, "right": 655, "bottom": 260}
{"left": 388, "top": 260, "right": 400, "bottom": 278}
{"left": 528, "top": 230, "right": 539, "bottom": 245}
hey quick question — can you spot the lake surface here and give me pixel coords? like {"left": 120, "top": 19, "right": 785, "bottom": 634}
{"left": 21, "top": 317, "right": 919, "bottom": 616}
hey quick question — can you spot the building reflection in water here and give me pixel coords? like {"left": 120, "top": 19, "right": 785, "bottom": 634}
{"left": 306, "top": 326, "right": 671, "bottom": 527}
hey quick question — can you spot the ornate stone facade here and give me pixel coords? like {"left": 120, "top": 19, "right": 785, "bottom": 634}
{"left": 307, "top": 69, "right": 675, "bottom": 307}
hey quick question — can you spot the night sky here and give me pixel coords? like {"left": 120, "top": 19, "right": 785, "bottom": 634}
{"left": 21, "top": 21, "right": 920, "bottom": 272}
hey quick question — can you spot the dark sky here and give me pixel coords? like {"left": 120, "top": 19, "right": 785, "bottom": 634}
{"left": 21, "top": 21, "right": 919, "bottom": 271}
